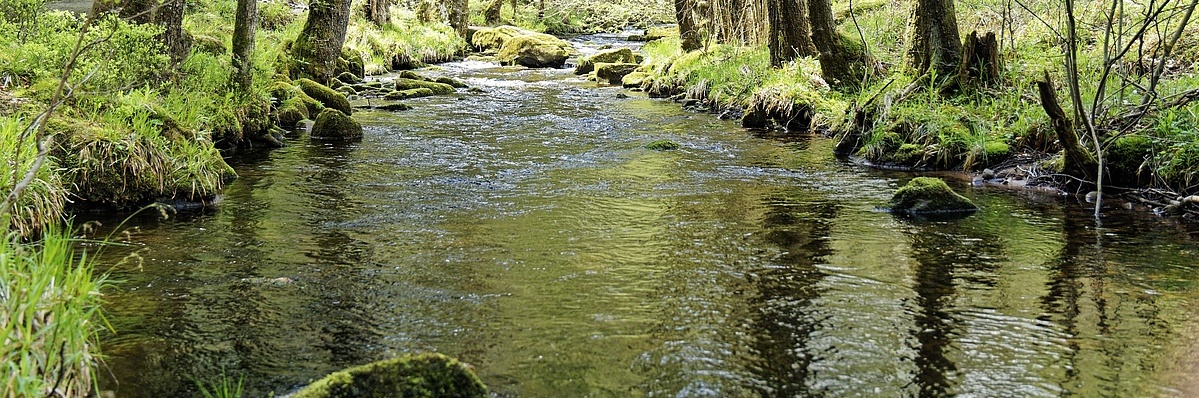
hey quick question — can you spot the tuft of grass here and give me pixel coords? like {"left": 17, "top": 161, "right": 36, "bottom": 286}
{"left": 0, "top": 116, "right": 66, "bottom": 237}
{"left": 0, "top": 226, "right": 109, "bottom": 398}
{"left": 195, "top": 368, "right": 245, "bottom": 398}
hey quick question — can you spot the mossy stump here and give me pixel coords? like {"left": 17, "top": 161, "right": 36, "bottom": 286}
{"left": 888, "top": 177, "right": 978, "bottom": 215}
{"left": 310, "top": 108, "right": 363, "bottom": 141}
{"left": 292, "top": 353, "right": 487, "bottom": 398}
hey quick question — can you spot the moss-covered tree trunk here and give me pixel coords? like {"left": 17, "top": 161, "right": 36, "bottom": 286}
{"left": 293, "top": 0, "right": 352, "bottom": 82}
{"left": 484, "top": 0, "right": 503, "bottom": 25}
{"left": 365, "top": 0, "right": 390, "bottom": 25}
{"left": 448, "top": 0, "right": 469, "bottom": 38}
{"left": 906, "top": 0, "right": 961, "bottom": 77}
{"left": 675, "top": 0, "right": 701, "bottom": 51}
{"left": 767, "top": 0, "right": 815, "bottom": 66}
{"left": 1037, "top": 71, "right": 1097, "bottom": 178}
{"left": 92, "top": 0, "right": 190, "bottom": 65}
{"left": 808, "top": 0, "right": 872, "bottom": 88}
{"left": 232, "top": 0, "right": 257, "bottom": 89}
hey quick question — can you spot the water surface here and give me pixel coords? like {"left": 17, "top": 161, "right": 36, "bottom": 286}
{"left": 90, "top": 55, "right": 1199, "bottom": 397}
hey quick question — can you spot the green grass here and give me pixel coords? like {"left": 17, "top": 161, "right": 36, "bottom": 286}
{"left": 195, "top": 368, "right": 245, "bottom": 398}
{"left": 0, "top": 116, "right": 65, "bottom": 237}
{"left": 344, "top": 7, "right": 467, "bottom": 75}
{"left": 0, "top": 226, "right": 109, "bottom": 398}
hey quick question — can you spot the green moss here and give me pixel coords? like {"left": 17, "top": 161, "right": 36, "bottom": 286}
{"left": 192, "top": 34, "right": 227, "bottom": 55}
{"left": 310, "top": 108, "right": 363, "bottom": 141}
{"left": 1105, "top": 135, "right": 1152, "bottom": 184}
{"left": 297, "top": 78, "right": 352, "bottom": 114}
{"left": 889, "top": 177, "right": 979, "bottom": 215}
{"left": 384, "top": 88, "right": 437, "bottom": 100}
{"left": 435, "top": 76, "right": 468, "bottom": 88}
{"left": 621, "top": 71, "right": 650, "bottom": 88}
{"left": 574, "top": 48, "right": 636, "bottom": 75}
{"left": 645, "top": 139, "right": 680, "bottom": 150}
{"left": 394, "top": 78, "right": 456, "bottom": 95}
{"left": 292, "top": 353, "right": 487, "bottom": 398}
{"left": 276, "top": 102, "right": 307, "bottom": 129}
{"left": 984, "top": 141, "right": 1010, "bottom": 158}
{"left": 496, "top": 35, "right": 571, "bottom": 68}
{"left": 593, "top": 62, "right": 639, "bottom": 85}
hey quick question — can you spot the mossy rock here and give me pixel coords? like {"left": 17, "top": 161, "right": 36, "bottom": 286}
{"left": 297, "top": 78, "right": 352, "bottom": 114}
{"left": 1106, "top": 134, "right": 1153, "bottom": 185}
{"left": 268, "top": 81, "right": 297, "bottom": 102}
{"left": 471, "top": 25, "right": 556, "bottom": 52}
{"left": 276, "top": 100, "right": 307, "bottom": 129}
{"left": 888, "top": 177, "right": 979, "bottom": 215}
{"left": 594, "top": 62, "right": 639, "bottom": 85}
{"left": 384, "top": 88, "right": 436, "bottom": 100}
{"left": 377, "top": 102, "right": 413, "bottom": 111}
{"left": 394, "top": 78, "right": 456, "bottom": 95}
{"left": 741, "top": 106, "right": 771, "bottom": 129}
{"left": 621, "top": 71, "right": 650, "bottom": 88}
{"left": 497, "top": 35, "right": 571, "bottom": 68}
{"left": 645, "top": 140, "right": 680, "bottom": 151}
{"left": 310, "top": 108, "right": 363, "bottom": 141}
{"left": 397, "top": 70, "right": 427, "bottom": 81}
{"left": 193, "top": 34, "right": 227, "bottom": 55}
{"left": 574, "top": 48, "right": 636, "bottom": 75}
{"left": 292, "top": 353, "right": 487, "bottom": 398}
{"left": 435, "top": 76, "right": 468, "bottom": 88}
{"left": 336, "top": 72, "right": 361, "bottom": 85}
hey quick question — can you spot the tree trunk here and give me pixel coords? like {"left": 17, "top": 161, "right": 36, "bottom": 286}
{"left": 538, "top": 0, "right": 544, "bottom": 18}
{"left": 809, "top": 0, "right": 872, "bottom": 88}
{"left": 1037, "top": 71, "right": 1097, "bottom": 179}
{"left": 768, "top": 0, "right": 815, "bottom": 66}
{"left": 906, "top": 0, "right": 961, "bottom": 77}
{"left": 510, "top": 0, "right": 518, "bottom": 20}
{"left": 448, "top": 0, "right": 469, "bottom": 38}
{"left": 293, "top": 0, "right": 353, "bottom": 82}
{"left": 675, "top": 0, "right": 701, "bottom": 51}
{"left": 232, "top": 0, "right": 257, "bottom": 89}
{"left": 484, "top": 0, "right": 503, "bottom": 25}
{"left": 93, "top": 0, "right": 190, "bottom": 65}
{"left": 366, "top": 0, "right": 390, "bottom": 25}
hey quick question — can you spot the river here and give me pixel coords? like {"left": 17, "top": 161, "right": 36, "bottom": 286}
{"left": 85, "top": 40, "right": 1199, "bottom": 397}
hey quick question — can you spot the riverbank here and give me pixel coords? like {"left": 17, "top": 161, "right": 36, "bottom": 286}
{"left": 616, "top": 0, "right": 1199, "bottom": 220}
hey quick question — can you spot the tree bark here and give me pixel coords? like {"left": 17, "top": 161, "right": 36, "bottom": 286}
{"left": 448, "top": 0, "right": 469, "bottom": 38}
{"left": 809, "top": 0, "right": 872, "bottom": 88}
{"left": 906, "top": 0, "right": 961, "bottom": 77}
{"left": 675, "top": 0, "right": 701, "bottom": 51}
{"left": 768, "top": 0, "right": 815, "bottom": 66}
{"left": 293, "top": 0, "right": 353, "bottom": 82}
{"left": 957, "top": 30, "right": 999, "bottom": 86}
{"left": 484, "top": 0, "right": 503, "bottom": 25}
{"left": 232, "top": 0, "right": 257, "bottom": 89}
{"left": 365, "top": 0, "right": 390, "bottom": 25}
{"left": 93, "top": 0, "right": 190, "bottom": 65}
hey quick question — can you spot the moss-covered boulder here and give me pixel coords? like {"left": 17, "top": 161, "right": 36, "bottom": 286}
{"left": 297, "top": 78, "right": 352, "bottom": 114}
{"left": 593, "top": 62, "right": 639, "bottom": 85}
{"left": 384, "top": 88, "right": 436, "bottom": 100}
{"left": 574, "top": 48, "right": 637, "bottom": 75}
{"left": 292, "top": 353, "right": 487, "bottom": 398}
{"left": 336, "top": 72, "right": 361, "bottom": 85}
{"left": 470, "top": 25, "right": 559, "bottom": 52}
{"left": 435, "top": 76, "right": 468, "bottom": 88}
{"left": 888, "top": 177, "right": 979, "bottom": 215}
{"left": 394, "top": 78, "right": 456, "bottom": 94}
{"left": 310, "top": 108, "right": 363, "bottom": 141}
{"left": 193, "top": 34, "right": 227, "bottom": 55}
{"left": 496, "top": 35, "right": 572, "bottom": 68}
{"left": 276, "top": 98, "right": 309, "bottom": 129}
{"left": 377, "top": 102, "right": 412, "bottom": 111}
{"left": 621, "top": 71, "right": 651, "bottom": 88}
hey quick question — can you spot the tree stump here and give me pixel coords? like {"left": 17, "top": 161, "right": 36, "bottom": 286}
{"left": 958, "top": 31, "right": 1000, "bottom": 87}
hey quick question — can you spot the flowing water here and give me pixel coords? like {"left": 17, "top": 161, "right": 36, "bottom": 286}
{"left": 87, "top": 42, "right": 1199, "bottom": 397}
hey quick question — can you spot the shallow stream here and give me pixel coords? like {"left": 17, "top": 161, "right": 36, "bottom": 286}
{"left": 87, "top": 40, "right": 1199, "bottom": 397}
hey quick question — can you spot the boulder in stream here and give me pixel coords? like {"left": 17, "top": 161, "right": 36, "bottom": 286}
{"left": 385, "top": 88, "right": 436, "bottom": 100}
{"left": 290, "top": 353, "right": 487, "bottom": 398}
{"left": 297, "top": 78, "right": 353, "bottom": 114}
{"left": 594, "top": 62, "right": 640, "bottom": 85}
{"left": 497, "top": 35, "right": 571, "bottom": 68}
{"left": 888, "top": 177, "right": 979, "bottom": 216}
{"left": 310, "top": 108, "right": 363, "bottom": 141}
{"left": 574, "top": 48, "right": 637, "bottom": 75}
{"left": 394, "top": 78, "right": 456, "bottom": 95}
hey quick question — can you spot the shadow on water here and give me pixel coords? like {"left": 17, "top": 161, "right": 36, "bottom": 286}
{"left": 85, "top": 59, "right": 1199, "bottom": 397}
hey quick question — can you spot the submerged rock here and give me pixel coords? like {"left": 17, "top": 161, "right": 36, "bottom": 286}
{"left": 310, "top": 108, "right": 362, "bottom": 141}
{"left": 291, "top": 353, "right": 487, "bottom": 398}
{"left": 384, "top": 88, "right": 436, "bottom": 100}
{"left": 888, "top": 177, "right": 979, "bottom": 215}
{"left": 645, "top": 140, "right": 680, "bottom": 151}
{"left": 574, "top": 48, "right": 636, "bottom": 75}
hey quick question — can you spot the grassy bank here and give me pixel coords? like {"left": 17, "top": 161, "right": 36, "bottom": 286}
{"left": 0, "top": 0, "right": 467, "bottom": 234}
{"left": 633, "top": 0, "right": 1199, "bottom": 195}
{"left": 0, "top": 228, "right": 108, "bottom": 397}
